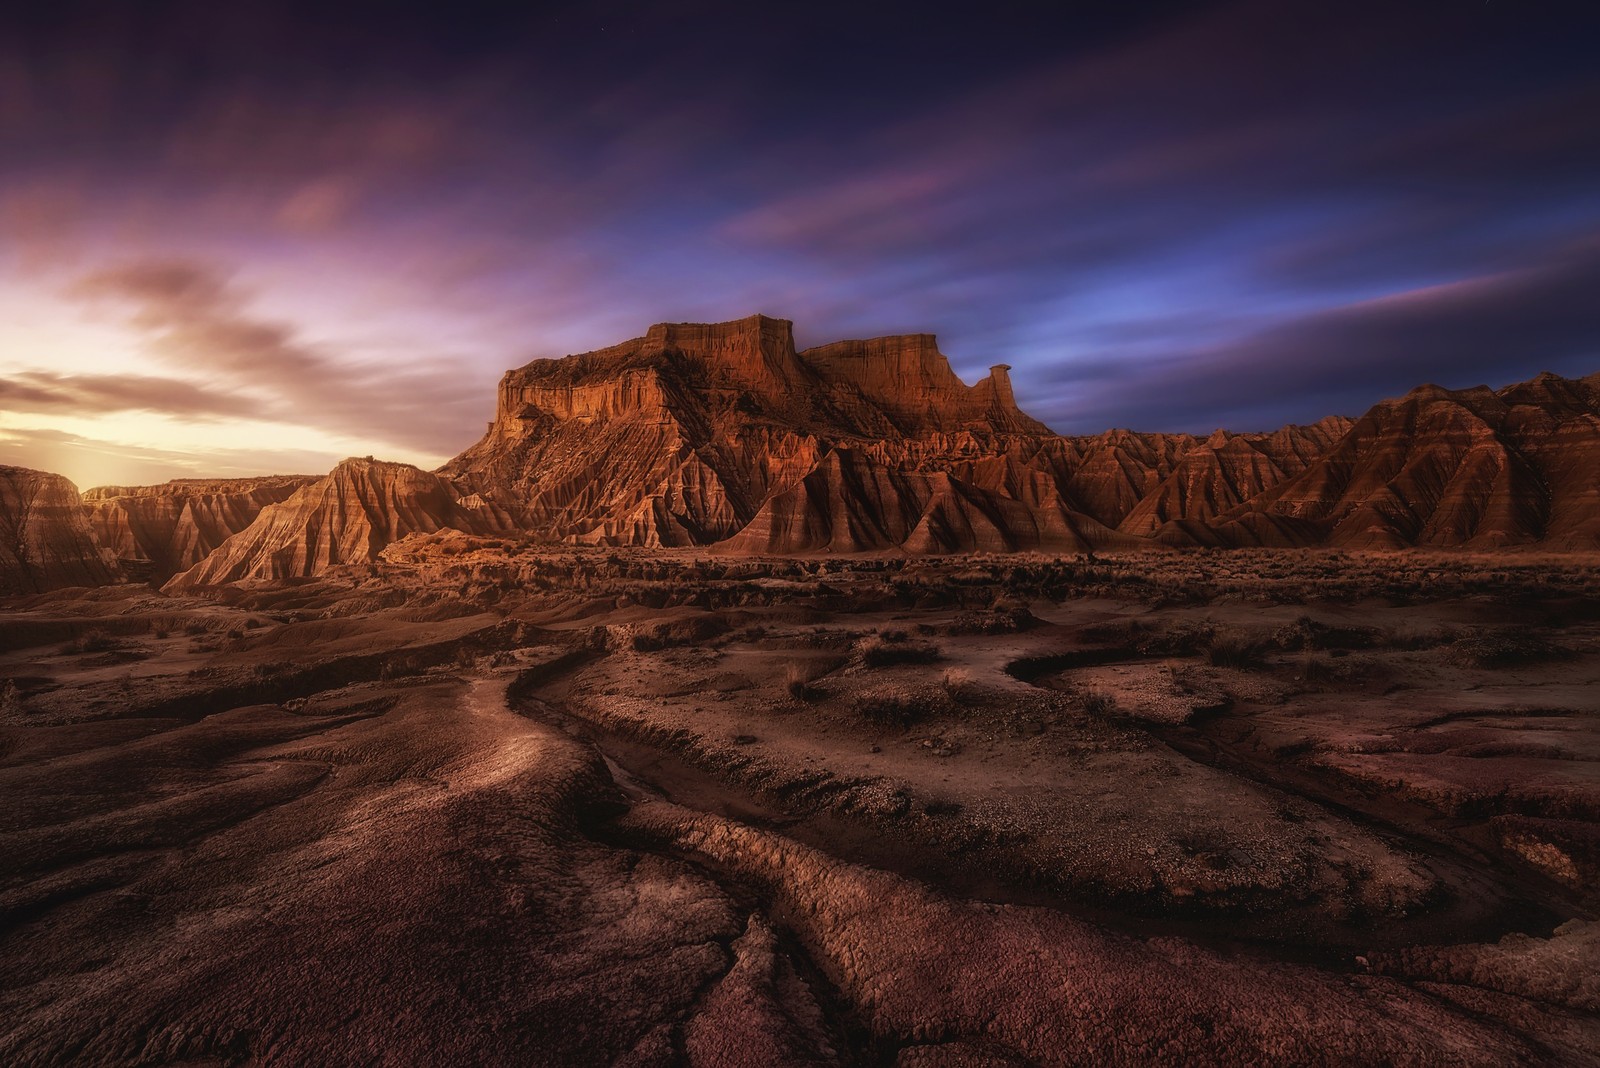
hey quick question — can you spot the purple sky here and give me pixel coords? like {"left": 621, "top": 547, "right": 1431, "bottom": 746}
{"left": 3, "top": 0, "right": 1599, "bottom": 488}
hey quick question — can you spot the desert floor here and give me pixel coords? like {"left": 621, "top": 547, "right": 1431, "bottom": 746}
{"left": 2, "top": 544, "right": 1597, "bottom": 1065}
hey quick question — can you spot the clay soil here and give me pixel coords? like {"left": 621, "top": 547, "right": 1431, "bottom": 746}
{"left": 2, "top": 543, "right": 1598, "bottom": 1065}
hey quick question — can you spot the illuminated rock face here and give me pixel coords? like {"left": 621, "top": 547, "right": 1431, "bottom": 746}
{"left": 1214, "top": 372, "right": 1600, "bottom": 549}
{"left": 83, "top": 476, "right": 319, "bottom": 582}
{"left": 163, "top": 458, "right": 506, "bottom": 590}
{"left": 12, "top": 316, "right": 1600, "bottom": 589}
{"left": 445, "top": 314, "right": 1146, "bottom": 553}
{"left": 0, "top": 466, "right": 120, "bottom": 594}
{"left": 441, "top": 317, "right": 1600, "bottom": 554}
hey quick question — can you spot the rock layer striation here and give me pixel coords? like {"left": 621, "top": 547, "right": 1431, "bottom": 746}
{"left": 0, "top": 466, "right": 120, "bottom": 594}
{"left": 6, "top": 316, "right": 1600, "bottom": 592}
{"left": 84, "top": 476, "right": 319, "bottom": 583}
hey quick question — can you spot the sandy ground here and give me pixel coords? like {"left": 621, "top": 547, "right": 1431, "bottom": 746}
{"left": 1, "top": 546, "right": 1597, "bottom": 1064}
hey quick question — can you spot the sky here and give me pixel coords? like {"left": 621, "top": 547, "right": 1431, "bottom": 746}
{"left": 2, "top": 0, "right": 1599, "bottom": 489}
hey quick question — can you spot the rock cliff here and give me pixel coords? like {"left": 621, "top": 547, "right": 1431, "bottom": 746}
{"left": 1117, "top": 418, "right": 1355, "bottom": 540}
{"left": 443, "top": 314, "right": 1126, "bottom": 553}
{"left": 8, "top": 315, "right": 1600, "bottom": 593}
{"left": 1218, "top": 373, "right": 1600, "bottom": 549}
{"left": 441, "top": 313, "right": 1075, "bottom": 549}
{"left": 84, "top": 476, "right": 319, "bottom": 582}
{"left": 0, "top": 467, "right": 121, "bottom": 594}
{"left": 163, "top": 458, "right": 506, "bottom": 590}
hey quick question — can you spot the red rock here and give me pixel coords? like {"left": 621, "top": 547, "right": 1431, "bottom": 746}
{"left": 21, "top": 317, "right": 1600, "bottom": 588}
{"left": 1230, "top": 373, "right": 1600, "bottom": 548}
{"left": 163, "top": 458, "right": 505, "bottom": 590}
{"left": 0, "top": 467, "right": 121, "bottom": 594}
{"left": 83, "top": 475, "right": 319, "bottom": 582}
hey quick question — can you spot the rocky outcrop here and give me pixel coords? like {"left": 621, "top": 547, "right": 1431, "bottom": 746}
{"left": 163, "top": 459, "right": 505, "bottom": 590}
{"left": 32, "top": 315, "right": 1599, "bottom": 589}
{"left": 437, "top": 316, "right": 1600, "bottom": 556}
{"left": 84, "top": 476, "right": 318, "bottom": 582}
{"left": 721, "top": 448, "right": 1139, "bottom": 555}
{"left": 1117, "top": 418, "right": 1354, "bottom": 539}
{"left": 1220, "top": 373, "right": 1600, "bottom": 549}
{"left": 443, "top": 315, "right": 1151, "bottom": 553}
{"left": 0, "top": 467, "right": 120, "bottom": 594}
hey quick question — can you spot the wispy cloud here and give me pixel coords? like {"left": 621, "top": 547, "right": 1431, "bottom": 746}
{"left": 0, "top": 370, "right": 262, "bottom": 419}
{"left": 1032, "top": 237, "right": 1600, "bottom": 432}
{"left": 70, "top": 258, "right": 488, "bottom": 457}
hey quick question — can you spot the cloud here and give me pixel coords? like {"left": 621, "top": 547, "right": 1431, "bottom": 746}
{"left": 0, "top": 370, "right": 264, "bottom": 420}
{"left": 1031, "top": 237, "right": 1600, "bottom": 433}
{"left": 71, "top": 258, "right": 489, "bottom": 456}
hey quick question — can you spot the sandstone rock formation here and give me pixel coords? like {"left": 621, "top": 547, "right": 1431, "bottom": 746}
{"left": 1117, "top": 417, "right": 1354, "bottom": 541}
{"left": 84, "top": 476, "right": 319, "bottom": 583}
{"left": 6, "top": 317, "right": 1600, "bottom": 594}
{"left": 441, "top": 319, "right": 1598, "bottom": 555}
{"left": 163, "top": 458, "right": 506, "bottom": 590}
{"left": 444, "top": 314, "right": 1160, "bottom": 554}
{"left": 0, "top": 466, "right": 120, "bottom": 594}
{"left": 1214, "top": 372, "right": 1600, "bottom": 549}
{"left": 722, "top": 447, "right": 1139, "bottom": 555}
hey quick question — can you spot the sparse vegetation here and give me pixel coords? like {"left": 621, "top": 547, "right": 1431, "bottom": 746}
{"left": 631, "top": 615, "right": 731, "bottom": 651}
{"left": 1079, "top": 690, "right": 1117, "bottom": 717}
{"left": 785, "top": 662, "right": 825, "bottom": 701}
{"left": 940, "top": 667, "right": 981, "bottom": 704}
{"left": 63, "top": 629, "right": 117, "bottom": 655}
{"left": 1205, "top": 630, "right": 1270, "bottom": 670}
{"left": 1445, "top": 632, "right": 1573, "bottom": 669}
{"left": 858, "top": 632, "right": 941, "bottom": 667}
{"left": 852, "top": 686, "right": 938, "bottom": 727}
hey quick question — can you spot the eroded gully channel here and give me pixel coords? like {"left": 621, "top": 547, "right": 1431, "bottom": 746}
{"left": 504, "top": 648, "right": 1583, "bottom": 974}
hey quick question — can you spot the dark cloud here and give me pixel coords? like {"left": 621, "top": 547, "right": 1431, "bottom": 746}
{"left": 71, "top": 259, "right": 488, "bottom": 455}
{"left": 1032, "top": 238, "right": 1600, "bottom": 433}
{"left": 0, "top": 370, "right": 262, "bottom": 419}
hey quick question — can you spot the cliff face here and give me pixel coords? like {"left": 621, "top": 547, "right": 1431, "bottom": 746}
{"left": 721, "top": 448, "right": 1140, "bottom": 555}
{"left": 163, "top": 459, "right": 505, "bottom": 590}
{"left": 439, "top": 315, "right": 1600, "bottom": 556}
{"left": 1223, "top": 374, "right": 1600, "bottom": 549}
{"left": 441, "top": 314, "right": 1066, "bottom": 550}
{"left": 83, "top": 476, "right": 319, "bottom": 583}
{"left": 12, "top": 315, "right": 1600, "bottom": 592}
{"left": 0, "top": 467, "right": 120, "bottom": 594}
{"left": 1117, "top": 418, "right": 1355, "bottom": 539}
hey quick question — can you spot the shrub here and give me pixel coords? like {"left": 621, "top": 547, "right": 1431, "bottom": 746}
{"left": 946, "top": 607, "right": 1037, "bottom": 636}
{"left": 1297, "top": 652, "right": 1339, "bottom": 685}
{"left": 1205, "top": 630, "right": 1270, "bottom": 670}
{"left": 1445, "top": 632, "right": 1572, "bottom": 669}
{"left": 1388, "top": 624, "right": 1465, "bottom": 651}
{"left": 858, "top": 634, "right": 941, "bottom": 668}
{"left": 1272, "top": 616, "right": 1381, "bottom": 651}
{"left": 64, "top": 629, "right": 117, "bottom": 655}
{"left": 1080, "top": 690, "right": 1117, "bottom": 717}
{"left": 852, "top": 686, "right": 929, "bottom": 728}
{"left": 785, "top": 662, "right": 823, "bottom": 701}
{"left": 940, "top": 667, "right": 981, "bottom": 704}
